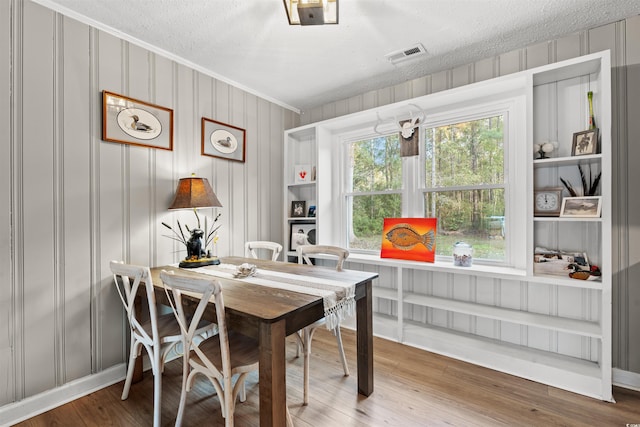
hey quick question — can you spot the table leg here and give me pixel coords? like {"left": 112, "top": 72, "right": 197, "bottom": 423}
{"left": 356, "top": 279, "right": 374, "bottom": 396}
{"left": 259, "top": 319, "right": 287, "bottom": 426}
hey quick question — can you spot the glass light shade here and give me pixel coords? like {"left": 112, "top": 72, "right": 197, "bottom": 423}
{"left": 283, "top": 0, "right": 338, "bottom": 25}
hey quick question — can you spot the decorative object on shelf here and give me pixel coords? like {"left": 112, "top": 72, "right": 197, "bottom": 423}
{"left": 587, "top": 90, "right": 596, "bottom": 129}
{"left": 560, "top": 164, "right": 601, "bottom": 197}
{"left": 201, "top": 117, "right": 246, "bottom": 162}
{"left": 307, "top": 205, "right": 316, "bottom": 217}
{"left": 162, "top": 175, "right": 222, "bottom": 268}
{"left": 283, "top": 0, "right": 338, "bottom": 25}
{"left": 291, "top": 200, "right": 307, "bottom": 217}
{"left": 294, "top": 164, "right": 311, "bottom": 183}
{"left": 453, "top": 241, "right": 473, "bottom": 267}
{"left": 534, "top": 187, "right": 563, "bottom": 217}
{"left": 560, "top": 196, "right": 602, "bottom": 218}
{"left": 533, "top": 141, "right": 558, "bottom": 159}
{"left": 534, "top": 247, "right": 590, "bottom": 277}
{"left": 571, "top": 128, "right": 598, "bottom": 156}
{"left": 380, "top": 217, "right": 436, "bottom": 262}
{"left": 290, "top": 221, "right": 316, "bottom": 250}
{"left": 102, "top": 91, "right": 174, "bottom": 150}
{"left": 568, "top": 263, "right": 601, "bottom": 281}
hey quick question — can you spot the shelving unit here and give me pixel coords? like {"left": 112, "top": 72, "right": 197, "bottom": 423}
{"left": 283, "top": 50, "right": 612, "bottom": 401}
{"left": 284, "top": 126, "right": 317, "bottom": 262}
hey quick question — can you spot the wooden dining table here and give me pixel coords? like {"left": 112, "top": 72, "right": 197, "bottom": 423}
{"left": 138, "top": 256, "right": 378, "bottom": 426}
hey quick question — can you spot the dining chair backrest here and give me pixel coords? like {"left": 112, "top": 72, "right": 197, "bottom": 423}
{"left": 110, "top": 261, "right": 159, "bottom": 346}
{"left": 297, "top": 244, "right": 349, "bottom": 272}
{"left": 244, "top": 240, "right": 283, "bottom": 261}
{"left": 160, "top": 271, "right": 230, "bottom": 379}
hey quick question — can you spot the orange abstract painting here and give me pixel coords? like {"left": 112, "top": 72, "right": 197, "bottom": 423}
{"left": 380, "top": 218, "right": 437, "bottom": 262}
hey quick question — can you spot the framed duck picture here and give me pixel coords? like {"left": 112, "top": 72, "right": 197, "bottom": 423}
{"left": 381, "top": 217, "right": 437, "bottom": 262}
{"left": 102, "top": 91, "right": 174, "bottom": 150}
{"left": 201, "top": 117, "right": 246, "bottom": 163}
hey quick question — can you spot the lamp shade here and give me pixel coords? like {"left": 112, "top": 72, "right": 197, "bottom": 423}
{"left": 168, "top": 176, "right": 222, "bottom": 210}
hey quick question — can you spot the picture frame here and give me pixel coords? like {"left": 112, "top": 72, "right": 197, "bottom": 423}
{"left": 201, "top": 117, "right": 246, "bottom": 162}
{"left": 102, "top": 91, "right": 173, "bottom": 150}
{"left": 290, "top": 221, "right": 316, "bottom": 250}
{"left": 560, "top": 196, "right": 602, "bottom": 218}
{"left": 571, "top": 128, "right": 599, "bottom": 156}
{"left": 534, "top": 187, "right": 563, "bottom": 217}
{"left": 307, "top": 205, "right": 316, "bottom": 217}
{"left": 294, "top": 164, "right": 311, "bottom": 183}
{"left": 291, "top": 201, "right": 306, "bottom": 218}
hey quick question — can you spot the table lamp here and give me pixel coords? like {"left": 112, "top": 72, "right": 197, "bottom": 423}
{"left": 166, "top": 174, "right": 222, "bottom": 268}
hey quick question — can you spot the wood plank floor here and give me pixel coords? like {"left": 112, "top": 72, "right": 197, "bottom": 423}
{"left": 14, "top": 328, "right": 640, "bottom": 426}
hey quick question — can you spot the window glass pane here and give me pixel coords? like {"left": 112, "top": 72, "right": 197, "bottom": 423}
{"left": 425, "top": 189, "right": 505, "bottom": 260}
{"left": 350, "top": 135, "right": 402, "bottom": 192}
{"left": 349, "top": 194, "right": 402, "bottom": 250}
{"left": 425, "top": 116, "right": 504, "bottom": 187}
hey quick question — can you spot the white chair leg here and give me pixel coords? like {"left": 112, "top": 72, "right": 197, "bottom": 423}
{"left": 175, "top": 357, "right": 191, "bottom": 427}
{"left": 152, "top": 351, "right": 162, "bottom": 427}
{"left": 334, "top": 326, "right": 349, "bottom": 376}
{"left": 121, "top": 339, "right": 139, "bottom": 400}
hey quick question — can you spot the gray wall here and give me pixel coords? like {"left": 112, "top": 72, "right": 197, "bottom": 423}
{"left": 300, "top": 16, "right": 640, "bottom": 374}
{"left": 0, "top": 0, "right": 298, "bottom": 406}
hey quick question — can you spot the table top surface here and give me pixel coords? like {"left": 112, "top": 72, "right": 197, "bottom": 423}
{"left": 150, "top": 256, "right": 378, "bottom": 324}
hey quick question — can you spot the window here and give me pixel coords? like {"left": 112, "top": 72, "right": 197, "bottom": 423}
{"left": 343, "top": 106, "right": 517, "bottom": 264}
{"left": 423, "top": 115, "right": 506, "bottom": 261}
{"left": 345, "top": 135, "right": 402, "bottom": 250}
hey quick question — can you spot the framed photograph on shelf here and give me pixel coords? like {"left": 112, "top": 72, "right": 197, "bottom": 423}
{"left": 307, "top": 205, "right": 316, "bottom": 217}
{"left": 290, "top": 200, "right": 306, "bottom": 218}
{"left": 294, "top": 164, "right": 311, "bottom": 183}
{"left": 102, "top": 91, "right": 173, "bottom": 150}
{"left": 560, "top": 196, "right": 602, "bottom": 218}
{"left": 534, "top": 187, "right": 563, "bottom": 217}
{"left": 201, "top": 117, "right": 246, "bottom": 162}
{"left": 290, "top": 221, "right": 316, "bottom": 250}
{"left": 571, "top": 128, "right": 598, "bottom": 156}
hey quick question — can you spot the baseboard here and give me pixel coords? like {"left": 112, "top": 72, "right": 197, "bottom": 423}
{"left": 613, "top": 367, "right": 640, "bottom": 392}
{"left": 0, "top": 364, "right": 125, "bottom": 427}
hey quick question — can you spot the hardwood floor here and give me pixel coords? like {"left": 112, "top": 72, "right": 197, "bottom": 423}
{"left": 14, "top": 328, "right": 640, "bottom": 426}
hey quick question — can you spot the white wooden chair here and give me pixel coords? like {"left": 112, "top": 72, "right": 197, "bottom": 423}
{"left": 110, "top": 261, "right": 214, "bottom": 427}
{"left": 160, "top": 271, "right": 293, "bottom": 427}
{"left": 244, "top": 240, "right": 283, "bottom": 261}
{"left": 295, "top": 244, "right": 350, "bottom": 405}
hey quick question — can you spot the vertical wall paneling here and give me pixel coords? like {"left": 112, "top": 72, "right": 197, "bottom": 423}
{"left": 97, "top": 30, "right": 127, "bottom": 371}
{"left": 22, "top": 0, "right": 56, "bottom": 395}
{"left": 624, "top": 15, "right": 640, "bottom": 374}
{"left": 61, "top": 15, "right": 92, "bottom": 382}
{"left": 0, "top": 0, "right": 16, "bottom": 407}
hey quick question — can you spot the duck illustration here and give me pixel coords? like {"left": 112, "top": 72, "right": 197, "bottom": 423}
{"left": 217, "top": 136, "right": 232, "bottom": 147}
{"left": 130, "top": 115, "right": 153, "bottom": 132}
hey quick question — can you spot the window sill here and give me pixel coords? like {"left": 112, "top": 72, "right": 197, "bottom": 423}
{"left": 345, "top": 252, "right": 526, "bottom": 280}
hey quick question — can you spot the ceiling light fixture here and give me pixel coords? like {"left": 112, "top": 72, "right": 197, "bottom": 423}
{"left": 283, "top": 0, "right": 338, "bottom": 25}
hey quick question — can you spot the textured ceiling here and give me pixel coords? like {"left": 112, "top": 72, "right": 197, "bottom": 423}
{"left": 34, "top": 0, "right": 640, "bottom": 112}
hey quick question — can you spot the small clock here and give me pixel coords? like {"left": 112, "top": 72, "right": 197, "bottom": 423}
{"left": 534, "top": 187, "right": 563, "bottom": 217}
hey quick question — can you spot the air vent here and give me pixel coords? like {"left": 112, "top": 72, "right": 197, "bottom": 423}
{"left": 385, "top": 43, "right": 428, "bottom": 64}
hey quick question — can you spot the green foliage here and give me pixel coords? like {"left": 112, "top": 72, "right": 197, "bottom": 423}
{"left": 349, "top": 114, "right": 506, "bottom": 260}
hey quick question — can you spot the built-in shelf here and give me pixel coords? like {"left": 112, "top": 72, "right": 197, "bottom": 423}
{"left": 286, "top": 50, "right": 612, "bottom": 402}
